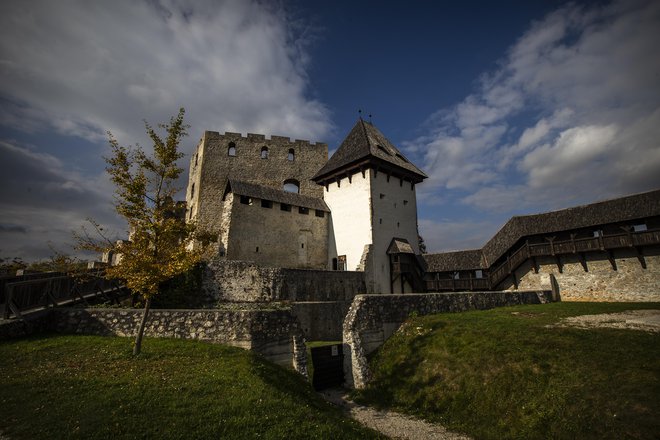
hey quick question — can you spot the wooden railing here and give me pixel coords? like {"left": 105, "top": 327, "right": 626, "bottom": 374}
{"left": 427, "top": 228, "right": 660, "bottom": 292}
{"left": 1, "top": 271, "right": 126, "bottom": 319}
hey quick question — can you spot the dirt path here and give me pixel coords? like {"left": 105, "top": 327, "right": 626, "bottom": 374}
{"left": 550, "top": 309, "right": 660, "bottom": 332}
{"left": 319, "top": 388, "right": 471, "bottom": 440}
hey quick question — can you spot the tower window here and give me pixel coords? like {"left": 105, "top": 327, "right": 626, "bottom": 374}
{"left": 190, "top": 183, "right": 195, "bottom": 199}
{"left": 280, "top": 203, "right": 291, "bottom": 212}
{"left": 315, "top": 210, "right": 325, "bottom": 218}
{"left": 283, "top": 179, "right": 300, "bottom": 193}
{"left": 287, "top": 149, "right": 295, "bottom": 161}
{"left": 228, "top": 142, "right": 236, "bottom": 156}
{"left": 260, "top": 146, "right": 269, "bottom": 159}
{"left": 261, "top": 199, "right": 272, "bottom": 209}
{"left": 379, "top": 218, "right": 382, "bottom": 224}
{"left": 240, "top": 196, "right": 252, "bottom": 205}
{"left": 379, "top": 193, "right": 385, "bottom": 199}
{"left": 403, "top": 200, "right": 409, "bottom": 205}
{"left": 299, "top": 207, "right": 309, "bottom": 215}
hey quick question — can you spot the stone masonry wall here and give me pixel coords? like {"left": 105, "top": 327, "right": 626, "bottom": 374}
{"left": 203, "top": 258, "right": 365, "bottom": 303}
{"left": 0, "top": 308, "right": 307, "bottom": 372}
{"left": 343, "top": 290, "right": 553, "bottom": 389}
{"left": 188, "top": 131, "right": 327, "bottom": 256}
{"left": 512, "top": 247, "right": 660, "bottom": 302}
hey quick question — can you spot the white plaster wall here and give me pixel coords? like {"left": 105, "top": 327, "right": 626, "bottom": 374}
{"left": 324, "top": 170, "right": 373, "bottom": 271}
{"left": 369, "top": 172, "right": 420, "bottom": 293}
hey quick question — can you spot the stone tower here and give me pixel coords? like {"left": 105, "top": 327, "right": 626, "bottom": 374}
{"left": 186, "top": 130, "right": 327, "bottom": 255}
{"left": 313, "top": 119, "right": 427, "bottom": 293}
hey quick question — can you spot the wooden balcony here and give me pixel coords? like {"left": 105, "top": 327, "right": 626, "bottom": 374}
{"left": 427, "top": 228, "right": 660, "bottom": 292}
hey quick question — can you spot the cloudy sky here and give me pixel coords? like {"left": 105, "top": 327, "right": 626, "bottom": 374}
{"left": 1, "top": 0, "right": 659, "bottom": 261}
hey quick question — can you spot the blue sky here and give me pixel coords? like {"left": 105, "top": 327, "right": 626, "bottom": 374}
{"left": 1, "top": 0, "right": 659, "bottom": 261}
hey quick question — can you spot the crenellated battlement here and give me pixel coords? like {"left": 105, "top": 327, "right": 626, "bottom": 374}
{"left": 202, "top": 130, "right": 326, "bottom": 148}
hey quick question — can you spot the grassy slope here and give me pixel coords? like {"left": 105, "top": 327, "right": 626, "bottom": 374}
{"left": 0, "top": 335, "right": 383, "bottom": 440}
{"left": 353, "top": 302, "right": 660, "bottom": 440}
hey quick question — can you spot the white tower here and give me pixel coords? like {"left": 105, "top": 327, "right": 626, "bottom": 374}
{"left": 313, "top": 119, "right": 427, "bottom": 293}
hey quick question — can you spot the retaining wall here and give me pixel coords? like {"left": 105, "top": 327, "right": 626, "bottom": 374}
{"left": 0, "top": 308, "right": 307, "bottom": 373}
{"left": 342, "top": 290, "right": 553, "bottom": 389}
{"left": 203, "top": 259, "right": 365, "bottom": 303}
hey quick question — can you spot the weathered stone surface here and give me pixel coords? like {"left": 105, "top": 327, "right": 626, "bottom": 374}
{"left": 0, "top": 308, "right": 305, "bottom": 368}
{"left": 342, "top": 291, "right": 553, "bottom": 389}
{"left": 202, "top": 259, "right": 365, "bottom": 303}
{"left": 513, "top": 248, "right": 660, "bottom": 302}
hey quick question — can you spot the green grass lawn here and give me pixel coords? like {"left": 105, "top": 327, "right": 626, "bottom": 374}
{"left": 352, "top": 302, "right": 660, "bottom": 440}
{"left": 0, "top": 335, "right": 384, "bottom": 440}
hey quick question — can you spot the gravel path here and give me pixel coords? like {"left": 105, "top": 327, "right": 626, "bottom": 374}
{"left": 319, "top": 388, "right": 471, "bottom": 440}
{"left": 550, "top": 309, "right": 660, "bottom": 332}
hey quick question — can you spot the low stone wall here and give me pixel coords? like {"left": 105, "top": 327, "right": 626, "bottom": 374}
{"left": 512, "top": 248, "right": 660, "bottom": 302}
{"left": 343, "top": 290, "right": 553, "bottom": 389}
{"left": 203, "top": 259, "right": 365, "bottom": 303}
{"left": 291, "top": 301, "right": 352, "bottom": 341}
{"left": 0, "top": 308, "right": 307, "bottom": 373}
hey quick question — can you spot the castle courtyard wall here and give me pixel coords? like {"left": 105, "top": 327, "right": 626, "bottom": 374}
{"left": 511, "top": 247, "right": 660, "bottom": 302}
{"left": 202, "top": 259, "right": 365, "bottom": 303}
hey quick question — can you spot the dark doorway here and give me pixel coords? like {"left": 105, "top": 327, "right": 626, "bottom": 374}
{"left": 310, "top": 344, "right": 344, "bottom": 390}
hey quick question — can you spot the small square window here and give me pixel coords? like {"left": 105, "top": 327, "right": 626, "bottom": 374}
{"left": 315, "top": 210, "right": 325, "bottom": 218}
{"left": 475, "top": 270, "right": 483, "bottom": 279}
{"left": 299, "top": 207, "right": 309, "bottom": 215}
{"left": 403, "top": 200, "right": 409, "bottom": 205}
{"left": 280, "top": 203, "right": 291, "bottom": 212}
{"left": 261, "top": 199, "right": 272, "bottom": 209}
{"left": 633, "top": 224, "right": 647, "bottom": 232}
{"left": 240, "top": 196, "right": 252, "bottom": 205}
{"left": 379, "top": 193, "right": 385, "bottom": 199}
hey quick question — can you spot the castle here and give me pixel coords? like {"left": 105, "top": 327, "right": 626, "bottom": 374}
{"left": 186, "top": 120, "right": 660, "bottom": 302}
{"left": 186, "top": 119, "right": 427, "bottom": 294}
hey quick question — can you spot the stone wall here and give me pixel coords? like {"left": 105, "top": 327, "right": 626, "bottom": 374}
{"left": 511, "top": 247, "right": 660, "bottom": 302}
{"left": 291, "top": 301, "right": 352, "bottom": 341}
{"left": 0, "top": 308, "right": 307, "bottom": 373}
{"left": 187, "top": 130, "right": 327, "bottom": 255}
{"left": 203, "top": 259, "right": 365, "bottom": 303}
{"left": 343, "top": 290, "right": 553, "bottom": 389}
{"left": 221, "top": 193, "right": 329, "bottom": 269}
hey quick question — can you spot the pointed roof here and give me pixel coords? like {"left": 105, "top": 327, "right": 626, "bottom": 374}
{"left": 312, "top": 119, "right": 427, "bottom": 184}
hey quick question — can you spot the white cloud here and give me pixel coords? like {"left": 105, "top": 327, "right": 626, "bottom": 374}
{"left": 408, "top": 0, "right": 660, "bottom": 211}
{"left": 0, "top": 0, "right": 332, "bottom": 150}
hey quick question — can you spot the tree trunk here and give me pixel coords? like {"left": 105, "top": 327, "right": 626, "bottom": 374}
{"left": 133, "top": 297, "right": 152, "bottom": 356}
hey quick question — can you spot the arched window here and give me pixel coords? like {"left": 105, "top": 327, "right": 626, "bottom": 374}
{"left": 261, "top": 146, "right": 269, "bottom": 159}
{"left": 287, "top": 148, "right": 295, "bottom": 161}
{"left": 228, "top": 142, "right": 236, "bottom": 156}
{"left": 283, "top": 178, "right": 300, "bottom": 193}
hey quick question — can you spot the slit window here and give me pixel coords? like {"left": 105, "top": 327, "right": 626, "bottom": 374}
{"left": 298, "top": 207, "right": 309, "bottom": 215}
{"left": 287, "top": 149, "right": 295, "bottom": 161}
{"left": 315, "top": 210, "right": 325, "bottom": 218}
{"left": 228, "top": 142, "right": 236, "bottom": 156}
{"left": 260, "top": 146, "right": 269, "bottom": 159}
{"left": 280, "top": 203, "right": 291, "bottom": 212}
{"left": 261, "top": 199, "right": 272, "bottom": 209}
{"left": 190, "top": 183, "right": 195, "bottom": 199}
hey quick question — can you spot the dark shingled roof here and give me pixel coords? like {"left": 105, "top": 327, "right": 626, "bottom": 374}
{"left": 226, "top": 180, "right": 329, "bottom": 212}
{"left": 424, "top": 189, "right": 660, "bottom": 272}
{"left": 481, "top": 189, "right": 660, "bottom": 266}
{"left": 313, "top": 119, "right": 427, "bottom": 183}
{"left": 387, "top": 238, "right": 415, "bottom": 254}
{"left": 423, "top": 249, "right": 485, "bottom": 271}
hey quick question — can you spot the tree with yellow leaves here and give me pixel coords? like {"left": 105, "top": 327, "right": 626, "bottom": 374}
{"left": 79, "top": 108, "right": 214, "bottom": 355}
